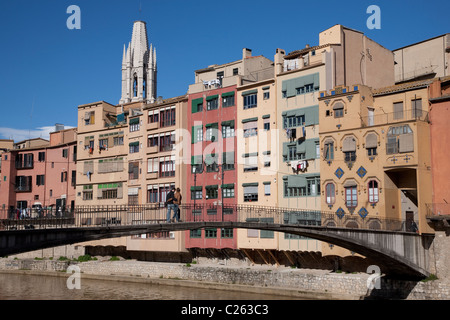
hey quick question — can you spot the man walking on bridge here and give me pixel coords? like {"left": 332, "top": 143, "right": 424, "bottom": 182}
{"left": 166, "top": 187, "right": 176, "bottom": 223}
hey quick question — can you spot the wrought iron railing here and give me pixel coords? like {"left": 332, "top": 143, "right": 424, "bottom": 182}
{"left": 0, "top": 203, "right": 416, "bottom": 233}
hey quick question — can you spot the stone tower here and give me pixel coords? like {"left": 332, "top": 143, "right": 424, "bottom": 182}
{"left": 120, "top": 21, "right": 157, "bottom": 104}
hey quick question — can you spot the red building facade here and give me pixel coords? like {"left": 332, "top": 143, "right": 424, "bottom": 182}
{"left": 186, "top": 84, "right": 238, "bottom": 249}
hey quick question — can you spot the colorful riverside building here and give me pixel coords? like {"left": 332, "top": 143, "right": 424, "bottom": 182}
{"left": 75, "top": 20, "right": 189, "bottom": 257}
{"left": 428, "top": 76, "right": 450, "bottom": 215}
{"left": 0, "top": 127, "right": 77, "bottom": 218}
{"left": 185, "top": 48, "right": 274, "bottom": 251}
{"left": 273, "top": 24, "right": 395, "bottom": 255}
{"left": 318, "top": 80, "right": 435, "bottom": 256}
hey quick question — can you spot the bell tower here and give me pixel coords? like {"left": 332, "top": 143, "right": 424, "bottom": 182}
{"left": 120, "top": 21, "right": 157, "bottom": 104}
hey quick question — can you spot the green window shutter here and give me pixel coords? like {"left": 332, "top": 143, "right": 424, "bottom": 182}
{"left": 242, "top": 117, "right": 258, "bottom": 123}
{"left": 305, "top": 138, "right": 319, "bottom": 160}
{"left": 241, "top": 89, "right": 258, "bottom": 96}
{"left": 242, "top": 182, "right": 259, "bottom": 187}
{"left": 206, "top": 94, "right": 219, "bottom": 101}
{"left": 190, "top": 186, "right": 202, "bottom": 191}
{"left": 129, "top": 118, "right": 139, "bottom": 125}
{"left": 221, "top": 91, "right": 235, "bottom": 98}
{"left": 191, "top": 155, "right": 203, "bottom": 165}
{"left": 287, "top": 175, "right": 307, "bottom": 188}
{"left": 223, "top": 152, "right": 235, "bottom": 164}
{"left": 304, "top": 105, "right": 319, "bottom": 126}
{"left": 191, "top": 98, "right": 203, "bottom": 113}
{"left": 191, "top": 125, "right": 202, "bottom": 143}
{"left": 260, "top": 218, "right": 274, "bottom": 238}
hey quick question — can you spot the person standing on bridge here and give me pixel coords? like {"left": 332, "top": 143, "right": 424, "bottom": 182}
{"left": 173, "top": 187, "right": 182, "bottom": 222}
{"left": 166, "top": 187, "right": 176, "bottom": 223}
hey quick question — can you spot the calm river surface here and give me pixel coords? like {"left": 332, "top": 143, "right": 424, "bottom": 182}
{"left": 0, "top": 272, "right": 297, "bottom": 300}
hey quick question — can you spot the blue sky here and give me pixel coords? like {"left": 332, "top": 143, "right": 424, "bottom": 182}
{"left": 0, "top": 0, "right": 448, "bottom": 141}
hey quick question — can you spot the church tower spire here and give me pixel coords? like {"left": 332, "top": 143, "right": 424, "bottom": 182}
{"left": 120, "top": 21, "right": 157, "bottom": 104}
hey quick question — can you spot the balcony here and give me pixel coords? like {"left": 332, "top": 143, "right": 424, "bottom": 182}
{"left": 360, "top": 109, "right": 429, "bottom": 127}
{"left": 147, "top": 145, "right": 159, "bottom": 154}
{"left": 147, "top": 121, "right": 159, "bottom": 130}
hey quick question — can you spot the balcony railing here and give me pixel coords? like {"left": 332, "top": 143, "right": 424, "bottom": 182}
{"left": 360, "top": 109, "right": 429, "bottom": 127}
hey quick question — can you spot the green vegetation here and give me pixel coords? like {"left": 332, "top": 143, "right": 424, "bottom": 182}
{"left": 421, "top": 273, "right": 438, "bottom": 282}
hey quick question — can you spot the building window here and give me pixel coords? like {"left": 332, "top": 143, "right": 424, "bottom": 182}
{"left": 221, "top": 228, "right": 233, "bottom": 238}
{"left": 326, "top": 183, "right": 335, "bottom": 205}
{"left": 345, "top": 186, "right": 357, "bottom": 208}
{"left": 129, "top": 142, "right": 139, "bottom": 153}
{"left": 333, "top": 102, "right": 344, "bottom": 118}
{"left": 263, "top": 90, "right": 270, "bottom": 100}
{"left": 222, "top": 152, "right": 235, "bottom": 171}
{"left": 82, "top": 186, "right": 93, "bottom": 201}
{"left": 159, "top": 156, "right": 175, "bottom": 177}
{"left": 205, "top": 185, "right": 218, "bottom": 199}
{"left": 206, "top": 97, "right": 219, "bottom": 111}
{"left": 148, "top": 110, "right": 159, "bottom": 124}
{"left": 412, "top": 98, "right": 423, "bottom": 118}
{"left": 190, "top": 229, "right": 202, "bottom": 238}
{"left": 61, "top": 171, "right": 67, "bottom": 182}
{"left": 365, "top": 133, "right": 378, "bottom": 157}
{"left": 38, "top": 152, "right": 45, "bottom": 162}
{"left": 84, "top": 111, "right": 95, "bottom": 125}
{"left": 243, "top": 120, "right": 258, "bottom": 137}
{"left": 62, "top": 149, "right": 69, "bottom": 158}
{"left": 159, "top": 132, "right": 175, "bottom": 152}
{"left": 191, "top": 188, "right": 202, "bottom": 200}
{"left": 113, "top": 136, "right": 124, "bottom": 146}
{"left": 192, "top": 98, "right": 203, "bottom": 113}
{"left": 222, "top": 122, "right": 235, "bottom": 138}
{"left": 393, "top": 101, "right": 404, "bottom": 120}
{"left": 243, "top": 185, "right": 258, "bottom": 202}
{"left": 307, "top": 177, "right": 320, "bottom": 196}
{"left": 343, "top": 136, "right": 357, "bottom": 165}
{"left": 386, "top": 125, "right": 413, "bottom": 154}
{"left": 243, "top": 94, "right": 257, "bottom": 109}
{"left": 102, "top": 189, "right": 118, "bottom": 199}
{"left": 129, "top": 119, "right": 140, "bottom": 132}
{"left": 324, "top": 140, "right": 334, "bottom": 161}
{"left": 128, "top": 161, "right": 139, "bottom": 180}
{"left": 222, "top": 185, "right": 235, "bottom": 198}
{"left": 368, "top": 180, "right": 379, "bottom": 204}
{"left": 160, "top": 107, "right": 176, "bottom": 127}
{"left": 205, "top": 228, "right": 217, "bottom": 238}
{"left": 283, "top": 115, "right": 305, "bottom": 129}
{"left": 264, "top": 183, "right": 271, "bottom": 196}
{"left": 222, "top": 94, "right": 235, "bottom": 108}
{"left": 205, "top": 123, "right": 219, "bottom": 142}
{"left": 36, "top": 175, "right": 45, "bottom": 186}
{"left": 99, "top": 139, "right": 108, "bottom": 150}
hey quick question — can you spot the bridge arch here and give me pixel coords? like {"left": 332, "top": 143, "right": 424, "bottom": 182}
{"left": 0, "top": 220, "right": 432, "bottom": 278}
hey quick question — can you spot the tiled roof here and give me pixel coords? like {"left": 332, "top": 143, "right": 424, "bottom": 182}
{"left": 284, "top": 44, "right": 333, "bottom": 59}
{"left": 373, "top": 78, "right": 435, "bottom": 96}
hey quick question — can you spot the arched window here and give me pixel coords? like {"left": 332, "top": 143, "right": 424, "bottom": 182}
{"left": 368, "top": 180, "right": 379, "bottom": 204}
{"left": 325, "top": 183, "right": 335, "bottom": 205}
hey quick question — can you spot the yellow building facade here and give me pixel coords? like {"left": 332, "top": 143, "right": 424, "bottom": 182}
{"left": 318, "top": 81, "right": 433, "bottom": 256}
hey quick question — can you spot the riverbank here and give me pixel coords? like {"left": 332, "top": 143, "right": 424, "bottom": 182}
{"left": 1, "top": 257, "right": 448, "bottom": 300}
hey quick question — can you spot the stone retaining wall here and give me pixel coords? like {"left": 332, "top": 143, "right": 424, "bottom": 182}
{"left": 1, "top": 258, "right": 448, "bottom": 299}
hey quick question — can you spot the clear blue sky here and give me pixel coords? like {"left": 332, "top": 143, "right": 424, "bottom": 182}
{"left": 0, "top": 0, "right": 448, "bottom": 141}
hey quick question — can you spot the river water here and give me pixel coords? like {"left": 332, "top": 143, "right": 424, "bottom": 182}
{"left": 0, "top": 272, "right": 296, "bottom": 300}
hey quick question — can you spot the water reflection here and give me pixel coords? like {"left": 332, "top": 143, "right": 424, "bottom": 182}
{"left": 0, "top": 273, "right": 294, "bottom": 300}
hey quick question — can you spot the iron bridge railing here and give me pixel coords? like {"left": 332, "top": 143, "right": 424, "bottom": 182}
{"left": 0, "top": 204, "right": 417, "bottom": 233}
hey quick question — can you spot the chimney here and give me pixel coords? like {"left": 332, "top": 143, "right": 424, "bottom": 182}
{"left": 242, "top": 48, "right": 252, "bottom": 59}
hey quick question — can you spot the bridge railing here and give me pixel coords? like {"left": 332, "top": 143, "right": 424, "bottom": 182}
{"left": 0, "top": 204, "right": 416, "bottom": 232}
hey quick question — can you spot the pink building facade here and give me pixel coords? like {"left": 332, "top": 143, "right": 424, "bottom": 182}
{"left": 0, "top": 128, "right": 77, "bottom": 218}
